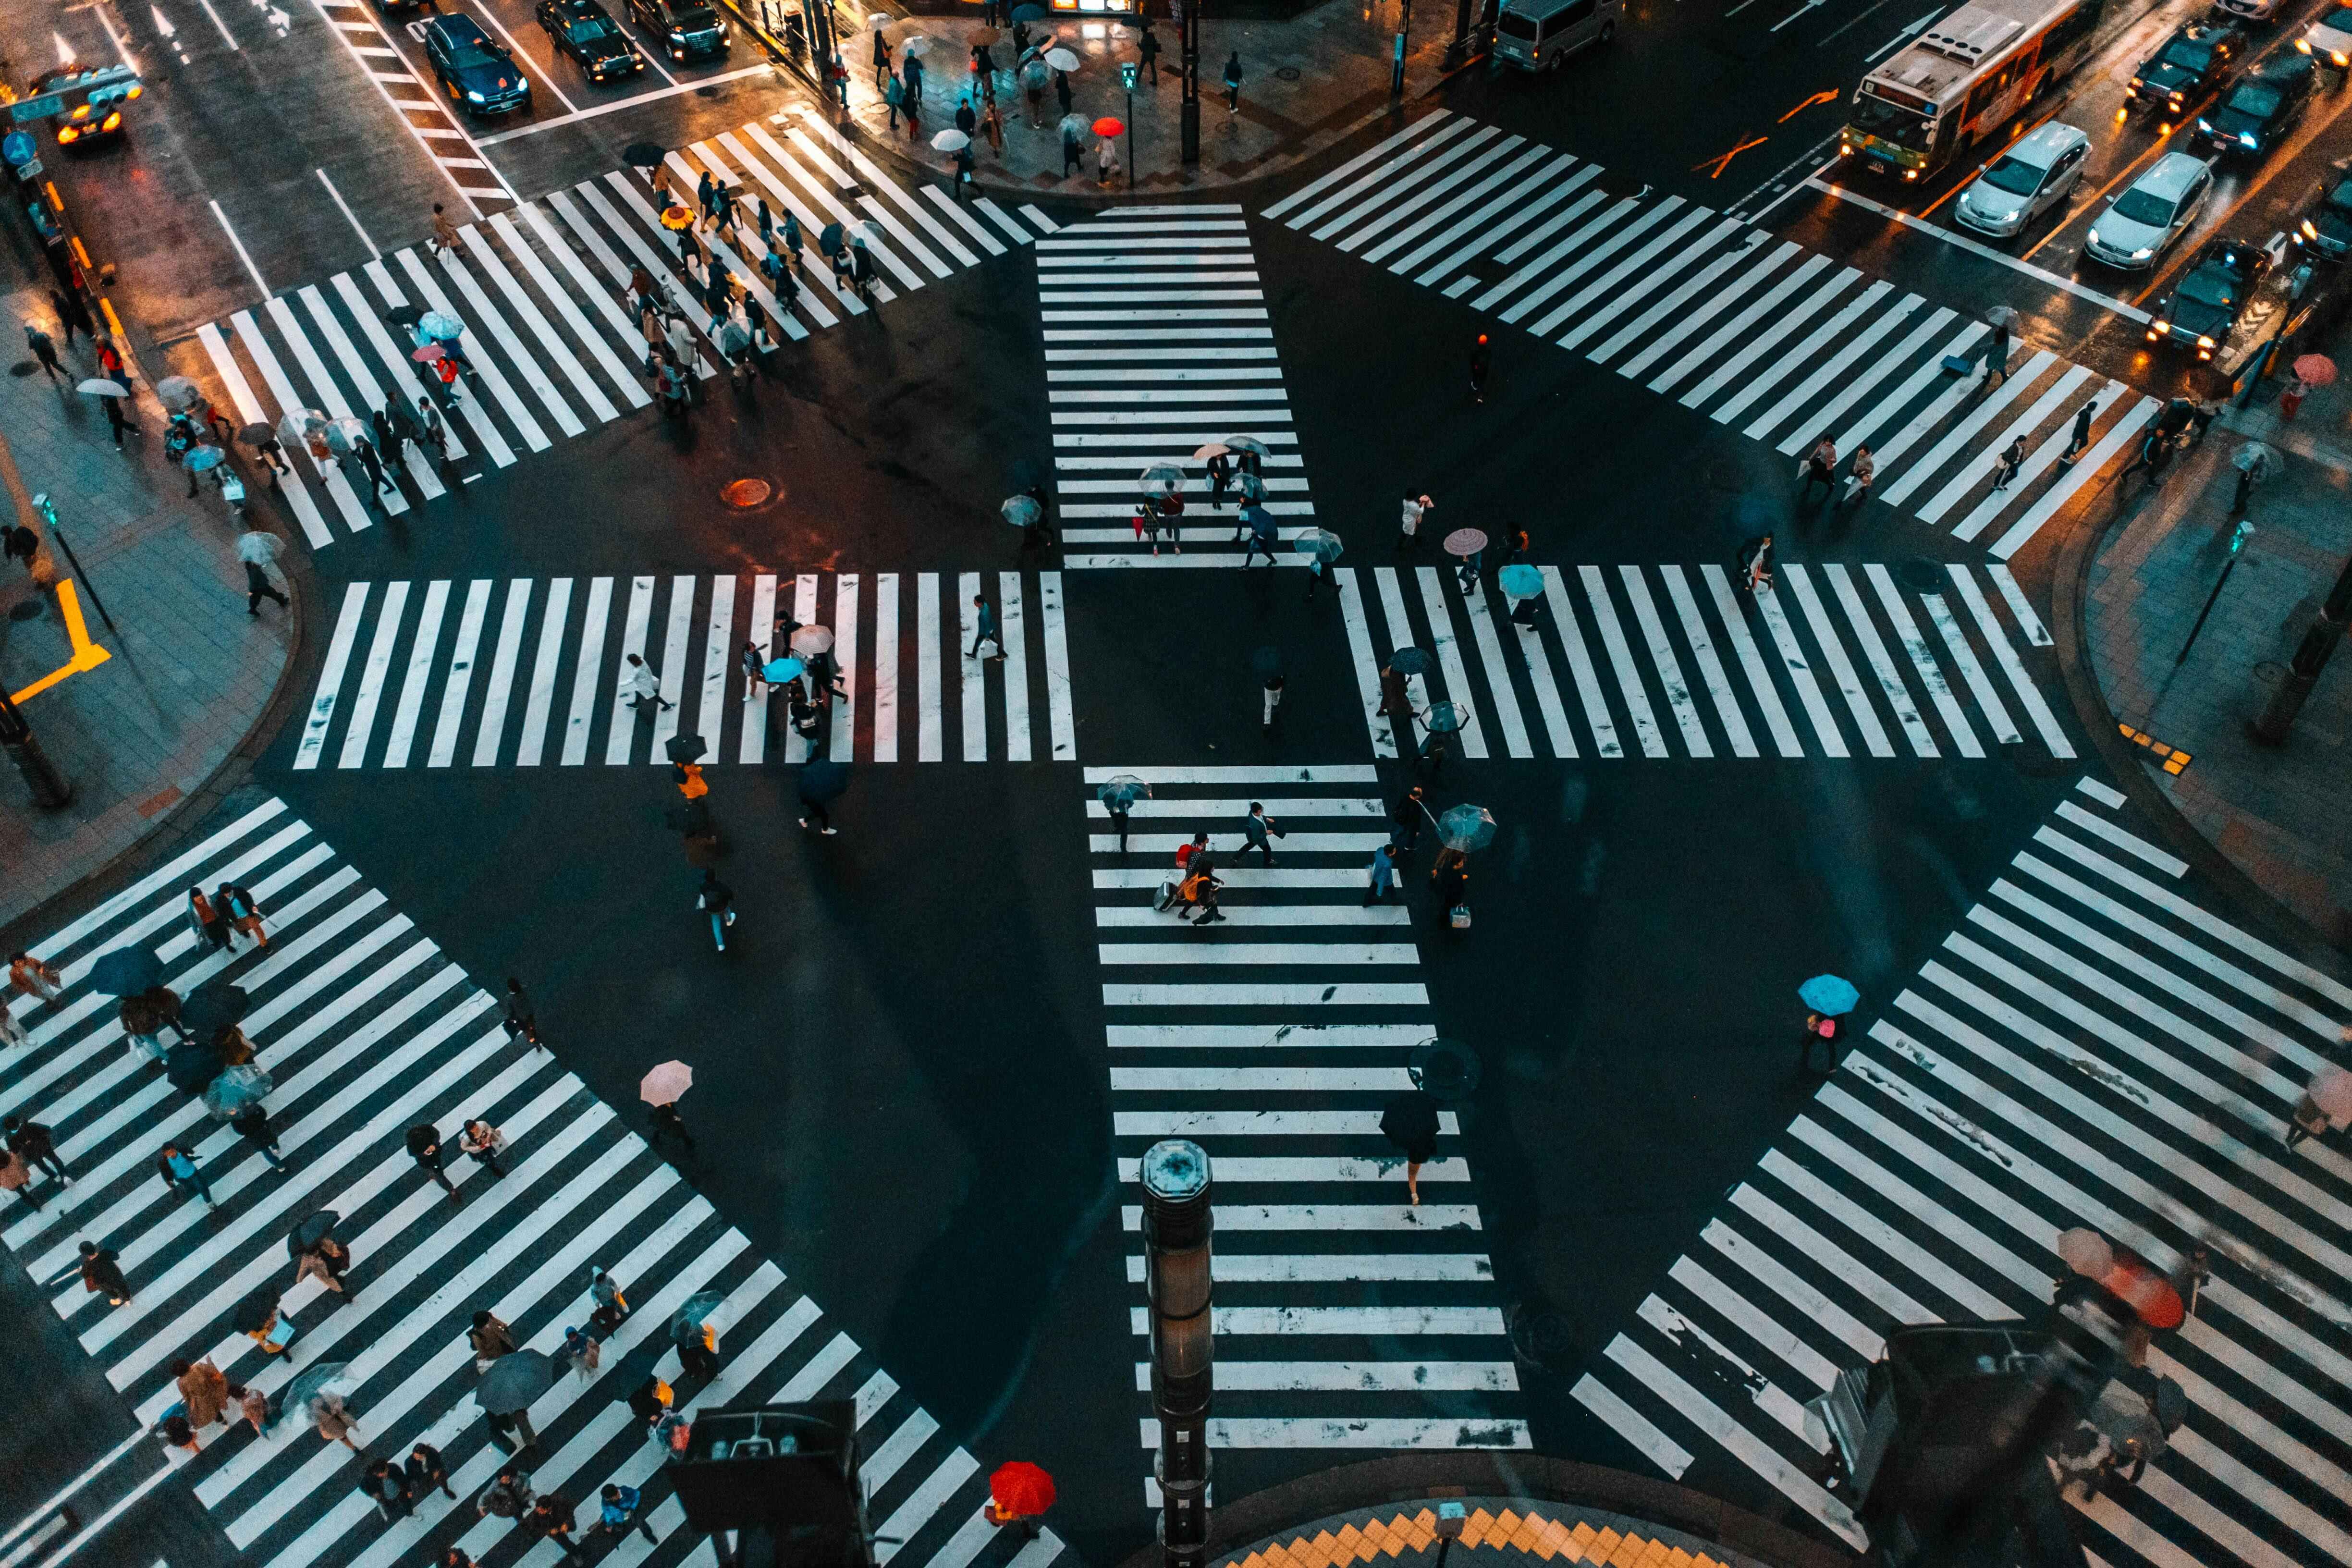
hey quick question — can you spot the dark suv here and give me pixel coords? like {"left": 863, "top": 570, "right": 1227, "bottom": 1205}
{"left": 625, "top": 0, "right": 727, "bottom": 60}
{"left": 2197, "top": 54, "right": 2315, "bottom": 157}
{"left": 2148, "top": 238, "right": 2270, "bottom": 358}
{"left": 2293, "top": 159, "right": 2352, "bottom": 262}
{"left": 537, "top": 0, "right": 644, "bottom": 82}
{"left": 422, "top": 13, "right": 531, "bottom": 115}
{"left": 2127, "top": 21, "right": 2247, "bottom": 117}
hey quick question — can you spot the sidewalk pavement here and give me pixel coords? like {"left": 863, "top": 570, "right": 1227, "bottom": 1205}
{"left": 0, "top": 279, "right": 302, "bottom": 940}
{"left": 2082, "top": 358, "right": 2352, "bottom": 949}
{"left": 831, "top": 0, "right": 1460, "bottom": 199}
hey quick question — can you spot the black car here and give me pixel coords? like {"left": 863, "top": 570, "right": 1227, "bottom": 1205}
{"left": 30, "top": 65, "right": 139, "bottom": 147}
{"left": 2126, "top": 21, "right": 2246, "bottom": 116}
{"left": 536, "top": 0, "right": 644, "bottom": 82}
{"left": 422, "top": 13, "right": 531, "bottom": 115}
{"left": 625, "top": 0, "right": 727, "bottom": 60}
{"left": 2196, "top": 55, "right": 2314, "bottom": 157}
{"left": 2148, "top": 238, "right": 2270, "bottom": 358}
{"left": 2293, "top": 158, "right": 2352, "bottom": 261}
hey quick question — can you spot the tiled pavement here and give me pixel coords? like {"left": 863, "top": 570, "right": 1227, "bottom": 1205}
{"left": 0, "top": 282, "right": 295, "bottom": 937}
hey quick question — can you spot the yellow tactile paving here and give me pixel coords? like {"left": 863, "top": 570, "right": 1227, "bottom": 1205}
{"left": 1218, "top": 1505, "right": 1751, "bottom": 1568}
{"left": 1635, "top": 1538, "right": 1674, "bottom": 1568}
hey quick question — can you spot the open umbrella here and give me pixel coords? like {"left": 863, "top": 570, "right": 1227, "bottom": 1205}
{"left": 77, "top": 378, "right": 129, "bottom": 397}
{"left": 1293, "top": 528, "right": 1343, "bottom": 564}
{"left": 1238, "top": 501, "right": 1273, "bottom": 534}
{"left": 1408, "top": 1036, "right": 1482, "bottom": 1100}
{"left": 1250, "top": 646, "right": 1284, "bottom": 678}
{"left": 641, "top": 1060, "right": 693, "bottom": 1104}
{"left": 1422, "top": 700, "right": 1470, "bottom": 735}
{"left": 418, "top": 310, "right": 465, "bottom": 340}
{"left": 286, "top": 1211, "right": 340, "bottom": 1257}
{"left": 1138, "top": 461, "right": 1184, "bottom": 491}
{"left": 867, "top": 10, "right": 891, "bottom": 26}
{"left": 1220, "top": 434, "right": 1270, "bottom": 456}
{"left": 762, "top": 656, "right": 805, "bottom": 684}
{"left": 410, "top": 342, "right": 446, "bottom": 364}
{"left": 1192, "top": 441, "right": 1231, "bottom": 460}
{"left": 1009, "top": 2, "right": 1047, "bottom": 17}
{"left": 718, "top": 319, "right": 752, "bottom": 358}
{"left": 991, "top": 1461, "right": 1056, "bottom": 1517}
{"left": 477, "top": 1351, "right": 560, "bottom": 1415}
{"left": 179, "top": 979, "right": 251, "bottom": 1041}
{"left": 2233, "top": 441, "right": 2279, "bottom": 478}
{"left": 231, "top": 1284, "right": 282, "bottom": 1335}
{"left": 1234, "top": 470, "right": 1266, "bottom": 501}
{"left": 1002, "top": 494, "right": 1041, "bottom": 527}
{"left": 931, "top": 128, "right": 971, "bottom": 152}
{"left": 660, "top": 204, "right": 694, "bottom": 231}
{"left": 204, "top": 1063, "right": 274, "bottom": 1120}
{"left": 165, "top": 1041, "right": 223, "bottom": 1094}
{"left": 382, "top": 304, "right": 425, "bottom": 329}
{"left": 185, "top": 444, "right": 226, "bottom": 474}
{"left": 1798, "top": 974, "right": 1861, "bottom": 1015}
{"left": 1379, "top": 1090, "right": 1441, "bottom": 1164}
{"left": 664, "top": 733, "right": 708, "bottom": 763}
{"left": 799, "top": 758, "right": 850, "bottom": 802}
{"left": 790, "top": 625, "right": 834, "bottom": 657}
{"left": 1097, "top": 774, "right": 1151, "bottom": 808}
{"left": 323, "top": 416, "right": 368, "bottom": 457}
{"left": 1442, "top": 527, "right": 1488, "bottom": 557}
{"left": 819, "top": 221, "right": 845, "bottom": 256}
{"left": 1388, "top": 647, "right": 1433, "bottom": 675}
{"left": 2056, "top": 1227, "right": 2112, "bottom": 1277}
{"left": 621, "top": 141, "right": 666, "bottom": 168}
{"left": 277, "top": 409, "right": 325, "bottom": 446}
{"left": 1984, "top": 305, "right": 2020, "bottom": 331}
{"left": 1058, "top": 112, "right": 1090, "bottom": 140}
{"left": 1092, "top": 115, "right": 1125, "bottom": 137}
{"left": 283, "top": 1361, "right": 355, "bottom": 1420}
{"left": 1043, "top": 46, "right": 1079, "bottom": 69}
{"left": 900, "top": 34, "right": 933, "bottom": 56}
{"left": 90, "top": 946, "right": 165, "bottom": 997}
{"left": 155, "top": 375, "right": 202, "bottom": 411}
{"left": 671, "top": 1289, "right": 729, "bottom": 1338}
{"left": 1437, "top": 804, "right": 1496, "bottom": 853}
{"left": 236, "top": 421, "right": 275, "bottom": 446}
{"left": 2292, "top": 353, "right": 2337, "bottom": 387}
{"left": 1498, "top": 564, "right": 1543, "bottom": 599}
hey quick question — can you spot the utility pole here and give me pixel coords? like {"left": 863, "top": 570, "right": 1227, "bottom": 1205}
{"left": 0, "top": 686, "right": 72, "bottom": 808}
{"left": 2252, "top": 539, "right": 2352, "bottom": 744}
{"left": 1178, "top": 0, "right": 1200, "bottom": 166}
{"left": 1392, "top": 0, "right": 1413, "bottom": 98}
{"left": 1140, "top": 1140, "right": 1212, "bottom": 1568}
{"left": 1442, "top": 0, "right": 1482, "bottom": 69}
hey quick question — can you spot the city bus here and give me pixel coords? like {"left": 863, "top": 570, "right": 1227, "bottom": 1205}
{"left": 1838, "top": 0, "right": 2106, "bottom": 184}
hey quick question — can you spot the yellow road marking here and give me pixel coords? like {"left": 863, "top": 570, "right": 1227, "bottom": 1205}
{"left": 10, "top": 580, "right": 112, "bottom": 703}
{"left": 1781, "top": 89, "right": 1838, "bottom": 122}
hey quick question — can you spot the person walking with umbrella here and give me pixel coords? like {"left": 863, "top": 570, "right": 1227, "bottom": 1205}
{"left": 231, "top": 1104, "right": 284, "bottom": 1168}
{"left": 1797, "top": 975, "right": 1859, "bottom": 1074}
{"left": 408, "top": 1124, "right": 461, "bottom": 1203}
{"left": 987, "top": 1462, "right": 1054, "bottom": 1541}
{"left": 2285, "top": 1046, "right": 2352, "bottom": 1148}
{"left": 239, "top": 529, "right": 290, "bottom": 617}
{"left": 1982, "top": 316, "right": 2012, "bottom": 387}
{"left": 1381, "top": 1090, "right": 1441, "bottom": 1206}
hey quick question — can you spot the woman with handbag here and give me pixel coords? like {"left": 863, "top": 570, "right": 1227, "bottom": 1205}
{"left": 460, "top": 1119, "right": 508, "bottom": 1178}
{"left": 1432, "top": 850, "right": 1469, "bottom": 934}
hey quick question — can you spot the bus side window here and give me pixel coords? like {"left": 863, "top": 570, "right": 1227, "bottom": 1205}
{"left": 2041, "top": 0, "right": 2095, "bottom": 57}
{"left": 1963, "top": 76, "right": 2001, "bottom": 122}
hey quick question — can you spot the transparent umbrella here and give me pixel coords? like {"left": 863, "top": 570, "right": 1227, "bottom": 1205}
{"left": 1043, "top": 46, "right": 1080, "bottom": 69}
{"left": 1059, "top": 112, "right": 1090, "bottom": 140}
{"left": 203, "top": 1064, "right": 274, "bottom": 1121}
{"left": 931, "top": 129, "right": 970, "bottom": 152}
{"left": 1097, "top": 774, "right": 1150, "bottom": 808}
{"left": 790, "top": 625, "right": 834, "bottom": 657}
{"left": 185, "top": 444, "right": 226, "bottom": 474}
{"left": 1234, "top": 471, "right": 1266, "bottom": 501}
{"left": 276, "top": 409, "right": 327, "bottom": 447}
{"left": 155, "top": 375, "right": 202, "bottom": 411}
{"left": 1138, "top": 462, "right": 1184, "bottom": 491}
{"left": 323, "top": 417, "right": 368, "bottom": 457}
{"left": 1220, "top": 434, "right": 1270, "bottom": 457}
{"left": 1292, "top": 528, "right": 1343, "bottom": 564}
{"left": 671, "top": 1289, "right": 729, "bottom": 1337}
{"left": 282, "top": 1361, "right": 354, "bottom": 1422}
{"left": 1001, "top": 494, "right": 1041, "bottom": 527}
{"left": 1422, "top": 700, "right": 1470, "bottom": 734}
{"left": 1437, "top": 803, "right": 1496, "bottom": 852}
{"left": 418, "top": 310, "right": 465, "bottom": 340}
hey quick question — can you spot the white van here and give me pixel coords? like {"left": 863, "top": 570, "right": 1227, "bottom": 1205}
{"left": 1493, "top": 0, "right": 1622, "bottom": 72}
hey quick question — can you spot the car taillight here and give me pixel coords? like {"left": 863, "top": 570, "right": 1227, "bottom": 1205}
{"left": 100, "top": 110, "right": 120, "bottom": 130}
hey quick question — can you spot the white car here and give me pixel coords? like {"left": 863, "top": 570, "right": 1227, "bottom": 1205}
{"left": 1955, "top": 121, "right": 2091, "bottom": 239}
{"left": 2084, "top": 152, "right": 2213, "bottom": 270}
{"left": 2299, "top": 0, "right": 2352, "bottom": 67}
{"left": 2215, "top": 0, "right": 2281, "bottom": 21}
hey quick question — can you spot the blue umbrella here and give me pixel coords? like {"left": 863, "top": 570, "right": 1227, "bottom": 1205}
{"left": 1239, "top": 502, "right": 1274, "bottom": 534}
{"left": 1437, "top": 804, "right": 1496, "bottom": 853}
{"left": 1498, "top": 564, "right": 1542, "bottom": 599}
{"left": 762, "top": 657, "right": 804, "bottom": 683}
{"left": 1422, "top": 701, "right": 1470, "bottom": 735}
{"left": 204, "top": 1064, "right": 274, "bottom": 1121}
{"left": 184, "top": 444, "right": 227, "bottom": 474}
{"left": 1293, "top": 528, "right": 1343, "bottom": 564}
{"left": 1799, "top": 974, "right": 1860, "bottom": 1015}
{"left": 1002, "top": 495, "right": 1041, "bottom": 527}
{"left": 90, "top": 946, "right": 165, "bottom": 997}
{"left": 1388, "top": 647, "right": 1434, "bottom": 675}
{"left": 418, "top": 310, "right": 465, "bottom": 341}
{"left": 1097, "top": 775, "right": 1150, "bottom": 808}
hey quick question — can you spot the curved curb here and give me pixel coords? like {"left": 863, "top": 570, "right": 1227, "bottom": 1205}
{"left": 2049, "top": 462, "right": 2350, "bottom": 969}
{"left": 1111, "top": 1455, "right": 1858, "bottom": 1568}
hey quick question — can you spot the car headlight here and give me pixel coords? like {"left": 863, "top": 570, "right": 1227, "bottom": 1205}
{"left": 56, "top": 124, "right": 78, "bottom": 143}
{"left": 2197, "top": 335, "right": 2216, "bottom": 348}
{"left": 2087, "top": 227, "right": 2100, "bottom": 245}
{"left": 2299, "top": 37, "right": 2313, "bottom": 50}
{"left": 467, "top": 88, "right": 485, "bottom": 100}
{"left": 2130, "top": 75, "right": 2142, "bottom": 87}
{"left": 2197, "top": 118, "right": 2212, "bottom": 131}
{"left": 99, "top": 110, "right": 120, "bottom": 131}
{"left": 2336, "top": 49, "right": 2351, "bottom": 65}
{"left": 2132, "top": 246, "right": 2155, "bottom": 259}
{"left": 2241, "top": 132, "right": 2258, "bottom": 146}
{"left": 2305, "top": 219, "right": 2321, "bottom": 238}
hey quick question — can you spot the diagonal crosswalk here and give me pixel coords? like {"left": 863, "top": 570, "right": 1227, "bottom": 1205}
{"left": 1266, "top": 112, "right": 2158, "bottom": 564}
{"left": 293, "top": 570, "right": 1077, "bottom": 770}
{"left": 192, "top": 105, "right": 1056, "bottom": 550}
{"left": 1570, "top": 775, "right": 2352, "bottom": 1568}
{"left": 2, "top": 799, "right": 1069, "bottom": 1568}
{"left": 1039, "top": 207, "right": 1321, "bottom": 571}
{"left": 1332, "top": 562, "right": 2071, "bottom": 762}
{"left": 1082, "top": 765, "right": 1527, "bottom": 1493}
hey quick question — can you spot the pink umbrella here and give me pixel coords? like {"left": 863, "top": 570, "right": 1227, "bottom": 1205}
{"left": 1442, "top": 528, "right": 1488, "bottom": 557}
{"left": 2291, "top": 353, "right": 2336, "bottom": 388}
{"left": 639, "top": 1061, "right": 693, "bottom": 1104}
{"left": 411, "top": 342, "right": 447, "bottom": 363}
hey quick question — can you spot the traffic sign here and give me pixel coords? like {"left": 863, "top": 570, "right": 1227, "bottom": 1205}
{"left": 1, "top": 129, "right": 34, "bottom": 166}
{"left": 8, "top": 94, "right": 64, "bottom": 124}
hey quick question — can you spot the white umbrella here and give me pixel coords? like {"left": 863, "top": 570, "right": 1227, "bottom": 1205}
{"left": 866, "top": 10, "right": 890, "bottom": 27}
{"left": 900, "top": 34, "right": 933, "bottom": 56}
{"left": 76, "top": 378, "right": 129, "bottom": 397}
{"left": 1043, "top": 46, "right": 1078, "bottom": 69}
{"left": 277, "top": 409, "right": 327, "bottom": 446}
{"left": 640, "top": 1060, "right": 693, "bottom": 1104}
{"left": 790, "top": 625, "right": 834, "bottom": 656}
{"left": 931, "top": 129, "right": 970, "bottom": 151}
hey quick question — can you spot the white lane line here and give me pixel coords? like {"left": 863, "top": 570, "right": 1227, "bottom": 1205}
{"left": 194, "top": 322, "right": 332, "bottom": 548}
{"left": 338, "top": 580, "right": 409, "bottom": 768}
{"left": 999, "top": 571, "right": 1030, "bottom": 762}
{"left": 314, "top": 168, "right": 379, "bottom": 259}
{"left": 208, "top": 199, "right": 270, "bottom": 299}
{"left": 1415, "top": 567, "right": 1488, "bottom": 758}
{"left": 868, "top": 574, "right": 897, "bottom": 764}
{"left": 1540, "top": 564, "right": 1621, "bottom": 758}
{"left": 917, "top": 572, "right": 942, "bottom": 762}
{"left": 380, "top": 578, "right": 449, "bottom": 768}
{"left": 1617, "top": 565, "right": 1710, "bottom": 757}
{"left": 1577, "top": 565, "right": 1666, "bottom": 757}
{"left": 1921, "top": 591, "right": 2020, "bottom": 744}
{"left": 1949, "top": 567, "right": 2072, "bottom": 758}
{"left": 1746, "top": 577, "right": 1846, "bottom": 757}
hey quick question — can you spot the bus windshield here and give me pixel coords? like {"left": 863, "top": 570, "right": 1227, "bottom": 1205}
{"left": 1850, "top": 90, "right": 1933, "bottom": 149}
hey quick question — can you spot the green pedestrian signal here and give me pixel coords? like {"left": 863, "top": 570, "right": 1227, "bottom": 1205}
{"left": 1119, "top": 62, "right": 1138, "bottom": 90}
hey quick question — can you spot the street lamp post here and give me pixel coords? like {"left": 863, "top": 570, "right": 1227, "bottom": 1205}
{"left": 2252, "top": 536, "right": 2352, "bottom": 744}
{"left": 1392, "top": 0, "right": 1413, "bottom": 98}
{"left": 1442, "top": 0, "right": 1479, "bottom": 69}
{"left": 1178, "top": 0, "right": 1200, "bottom": 166}
{"left": 1140, "top": 1139, "right": 1212, "bottom": 1568}
{"left": 1122, "top": 61, "right": 1138, "bottom": 188}
{"left": 0, "top": 686, "right": 71, "bottom": 808}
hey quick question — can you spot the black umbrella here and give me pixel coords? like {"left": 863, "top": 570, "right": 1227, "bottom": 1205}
{"left": 231, "top": 1284, "right": 282, "bottom": 1334}
{"left": 178, "top": 979, "right": 251, "bottom": 1042}
{"left": 91, "top": 947, "right": 166, "bottom": 997}
{"left": 1387, "top": 647, "right": 1435, "bottom": 675}
{"left": 1408, "top": 1036, "right": 1483, "bottom": 1102}
{"left": 165, "top": 1040, "right": 223, "bottom": 1093}
{"left": 383, "top": 304, "right": 425, "bottom": 329}
{"left": 665, "top": 733, "right": 709, "bottom": 763}
{"left": 819, "top": 222, "right": 845, "bottom": 257}
{"left": 285, "top": 1211, "right": 339, "bottom": 1257}
{"left": 404, "top": 1123, "right": 441, "bottom": 1157}
{"left": 477, "top": 1350, "right": 560, "bottom": 1415}
{"left": 1010, "top": 2, "right": 1047, "bottom": 16}
{"left": 621, "top": 141, "right": 666, "bottom": 168}
{"left": 1251, "top": 646, "right": 1284, "bottom": 678}
{"left": 609, "top": 1343, "right": 668, "bottom": 1400}
{"left": 798, "top": 759, "right": 849, "bottom": 803}
{"left": 1379, "top": 1091, "right": 1442, "bottom": 1164}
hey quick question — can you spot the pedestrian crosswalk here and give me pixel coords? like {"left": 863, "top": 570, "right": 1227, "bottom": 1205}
{"left": 192, "top": 104, "right": 1055, "bottom": 551}
{"left": 292, "top": 570, "right": 1076, "bottom": 771}
{"left": 1038, "top": 207, "right": 1321, "bottom": 571}
{"left": 1265, "top": 113, "right": 2159, "bottom": 564}
{"left": 1081, "top": 765, "right": 1527, "bottom": 1492}
{"left": 1570, "top": 775, "right": 2352, "bottom": 1568}
{"left": 2, "top": 798, "right": 1067, "bottom": 1568}
{"left": 1333, "top": 561, "right": 2072, "bottom": 762}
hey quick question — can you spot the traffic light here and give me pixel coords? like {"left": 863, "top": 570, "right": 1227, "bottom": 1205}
{"left": 1120, "top": 61, "right": 1138, "bottom": 90}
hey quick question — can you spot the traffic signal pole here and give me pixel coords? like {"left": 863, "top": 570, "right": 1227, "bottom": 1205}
{"left": 1139, "top": 1140, "right": 1212, "bottom": 1568}
{"left": 1178, "top": 0, "right": 1200, "bottom": 165}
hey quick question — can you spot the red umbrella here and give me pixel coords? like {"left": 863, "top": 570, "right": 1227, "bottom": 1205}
{"left": 1092, "top": 116, "right": 1125, "bottom": 138}
{"left": 2291, "top": 353, "right": 2336, "bottom": 388}
{"left": 989, "top": 1461, "right": 1055, "bottom": 1517}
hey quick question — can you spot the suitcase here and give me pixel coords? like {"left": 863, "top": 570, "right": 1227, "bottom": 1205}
{"left": 1940, "top": 354, "right": 1976, "bottom": 375}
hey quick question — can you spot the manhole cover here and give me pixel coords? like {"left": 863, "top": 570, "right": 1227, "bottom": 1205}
{"left": 723, "top": 478, "right": 772, "bottom": 509}
{"left": 1274, "top": 65, "right": 1300, "bottom": 80}
{"left": 1897, "top": 556, "right": 1946, "bottom": 595}
{"left": 2254, "top": 659, "right": 2286, "bottom": 685}
{"left": 8, "top": 601, "right": 44, "bottom": 623}
{"left": 1508, "top": 1303, "right": 1578, "bottom": 1372}
{"left": 1408, "top": 1036, "right": 1482, "bottom": 1101}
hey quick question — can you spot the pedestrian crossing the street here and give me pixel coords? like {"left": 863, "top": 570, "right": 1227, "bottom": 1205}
{"left": 1081, "top": 765, "right": 1528, "bottom": 1492}
{"left": 292, "top": 570, "right": 1077, "bottom": 771}
{"left": 1570, "top": 775, "right": 2352, "bottom": 1568}
{"left": 1264, "top": 112, "right": 2159, "bottom": 564}
{"left": 1, "top": 799, "right": 1068, "bottom": 1568}
{"left": 1333, "top": 561, "right": 2072, "bottom": 763}
{"left": 1038, "top": 207, "right": 1322, "bottom": 571}
{"left": 192, "top": 104, "right": 1055, "bottom": 550}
